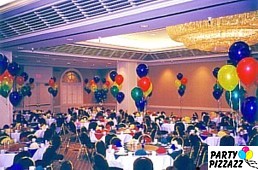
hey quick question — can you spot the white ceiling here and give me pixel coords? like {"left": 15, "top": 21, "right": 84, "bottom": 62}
{"left": 78, "top": 28, "right": 184, "bottom": 52}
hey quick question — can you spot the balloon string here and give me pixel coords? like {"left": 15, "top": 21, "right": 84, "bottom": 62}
{"left": 180, "top": 97, "right": 182, "bottom": 115}
{"left": 229, "top": 91, "right": 233, "bottom": 113}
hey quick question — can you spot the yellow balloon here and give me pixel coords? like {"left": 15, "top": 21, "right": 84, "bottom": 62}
{"left": 175, "top": 80, "right": 181, "bottom": 88}
{"left": 246, "top": 150, "right": 253, "bottom": 160}
{"left": 218, "top": 65, "right": 239, "bottom": 91}
{"left": 113, "top": 82, "right": 122, "bottom": 90}
{"left": 144, "top": 83, "right": 153, "bottom": 97}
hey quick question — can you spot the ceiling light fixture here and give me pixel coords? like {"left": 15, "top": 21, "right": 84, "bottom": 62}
{"left": 140, "top": 24, "right": 149, "bottom": 28}
{"left": 166, "top": 11, "right": 258, "bottom": 52}
{"left": 66, "top": 38, "right": 73, "bottom": 41}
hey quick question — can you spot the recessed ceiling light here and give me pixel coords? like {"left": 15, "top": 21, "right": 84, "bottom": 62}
{"left": 36, "top": 60, "right": 41, "bottom": 63}
{"left": 107, "top": 63, "right": 111, "bottom": 65}
{"left": 92, "top": 64, "right": 95, "bottom": 66}
{"left": 140, "top": 24, "right": 148, "bottom": 28}
{"left": 17, "top": 46, "right": 23, "bottom": 50}
{"left": 66, "top": 38, "right": 73, "bottom": 41}
{"left": 67, "top": 62, "right": 71, "bottom": 65}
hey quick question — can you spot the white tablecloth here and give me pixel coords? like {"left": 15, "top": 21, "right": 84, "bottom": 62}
{"left": 204, "top": 136, "right": 246, "bottom": 146}
{"left": 0, "top": 146, "right": 48, "bottom": 168}
{"left": 0, "top": 153, "right": 16, "bottom": 168}
{"left": 160, "top": 123, "right": 174, "bottom": 133}
{"left": 107, "top": 154, "right": 173, "bottom": 170}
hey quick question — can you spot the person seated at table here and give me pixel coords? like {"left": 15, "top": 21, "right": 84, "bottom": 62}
{"left": 173, "top": 154, "right": 195, "bottom": 170}
{"left": 41, "top": 143, "right": 63, "bottom": 167}
{"left": 192, "top": 112, "right": 198, "bottom": 122}
{"left": 169, "top": 137, "right": 184, "bottom": 159}
{"left": 220, "top": 135, "right": 235, "bottom": 146}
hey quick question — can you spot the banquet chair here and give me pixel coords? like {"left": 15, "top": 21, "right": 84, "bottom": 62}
{"left": 110, "top": 137, "right": 122, "bottom": 148}
{"left": 17, "top": 157, "right": 35, "bottom": 170}
{"left": 196, "top": 143, "right": 208, "bottom": 167}
{"left": 95, "top": 140, "right": 106, "bottom": 157}
{"left": 88, "top": 121, "right": 98, "bottom": 131}
{"left": 93, "top": 153, "right": 109, "bottom": 170}
{"left": 64, "top": 122, "right": 79, "bottom": 152}
{"left": 60, "top": 160, "right": 73, "bottom": 170}
{"left": 133, "top": 157, "right": 153, "bottom": 170}
{"left": 13, "top": 151, "right": 31, "bottom": 164}
{"left": 220, "top": 135, "right": 235, "bottom": 146}
{"left": 173, "top": 154, "right": 194, "bottom": 170}
{"left": 42, "top": 146, "right": 64, "bottom": 167}
{"left": 105, "top": 133, "right": 116, "bottom": 147}
{"left": 174, "top": 122, "right": 185, "bottom": 137}
{"left": 77, "top": 132, "right": 92, "bottom": 160}
{"left": 248, "top": 134, "right": 258, "bottom": 146}
{"left": 43, "top": 128, "right": 54, "bottom": 141}
{"left": 189, "top": 134, "right": 202, "bottom": 165}
{"left": 186, "top": 125, "right": 195, "bottom": 134}
{"left": 150, "top": 129, "right": 157, "bottom": 141}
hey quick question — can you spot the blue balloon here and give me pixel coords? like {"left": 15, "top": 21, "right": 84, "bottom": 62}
{"left": 7, "top": 62, "right": 21, "bottom": 76}
{"left": 212, "top": 67, "right": 220, "bottom": 78}
{"left": 238, "top": 150, "right": 246, "bottom": 160}
{"left": 228, "top": 41, "right": 251, "bottom": 65}
{"left": 116, "top": 92, "right": 125, "bottom": 103}
{"left": 178, "top": 88, "right": 185, "bottom": 97}
{"left": 9, "top": 91, "right": 22, "bottom": 107}
{"left": 135, "top": 99, "right": 146, "bottom": 112}
{"left": 213, "top": 90, "right": 223, "bottom": 100}
{"left": 0, "top": 54, "right": 8, "bottom": 75}
{"left": 177, "top": 73, "right": 183, "bottom": 80}
{"left": 109, "top": 70, "right": 117, "bottom": 82}
{"left": 93, "top": 76, "right": 100, "bottom": 83}
{"left": 20, "top": 72, "right": 29, "bottom": 82}
{"left": 241, "top": 96, "right": 257, "bottom": 123}
{"left": 136, "top": 64, "right": 149, "bottom": 78}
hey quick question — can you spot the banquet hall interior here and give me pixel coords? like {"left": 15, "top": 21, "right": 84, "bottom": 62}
{"left": 0, "top": 0, "right": 258, "bottom": 170}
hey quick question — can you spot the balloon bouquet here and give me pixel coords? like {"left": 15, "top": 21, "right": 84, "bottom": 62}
{"left": 109, "top": 71, "right": 125, "bottom": 104}
{"left": 47, "top": 77, "right": 58, "bottom": 97}
{"left": 87, "top": 76, "right": 110, "bottom": 104}
{"left": 131, "top": 64, "right": 153, "bottom": 112}
{"left": 217, "top": 41, "right": 257, "bottom": 123}
{"left": 174, "top": 73, "right": 188, "bottom": 114}
{"left": 0, "top": 53, "right": 34, "bottom": 106}
{"left": 212, "top": 67, "right": 224, "bottom": 110}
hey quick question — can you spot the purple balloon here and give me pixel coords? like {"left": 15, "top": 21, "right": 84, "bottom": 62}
{"left": 212, "top": 67, "right": 220, "bottom": 78}
{"left": 109, "top": 70, "right": 117, "bottom": 82}
{"left": 93, "top": 76, "right": 100, "bottom": 83}
{"left": 178, "top": 88, "right": 185, "bottom": 97}
{"left": 9, "top": 91, "right": 22, "bottom": 106}
{"left": 213, "top": 90, "right": 223, "bottom": 100}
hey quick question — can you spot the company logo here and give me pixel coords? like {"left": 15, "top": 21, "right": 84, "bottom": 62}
{"left": 208, "top": 146, "right": 258, "bottom": 170}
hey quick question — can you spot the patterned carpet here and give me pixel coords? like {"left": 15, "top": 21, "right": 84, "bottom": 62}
{"left": 56, "top": 142, "right": 93, "bottom": 170}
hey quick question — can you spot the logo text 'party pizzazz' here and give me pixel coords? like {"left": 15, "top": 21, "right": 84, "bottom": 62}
{"left": 209, "top": 151, "right": 244, "bottom": 168}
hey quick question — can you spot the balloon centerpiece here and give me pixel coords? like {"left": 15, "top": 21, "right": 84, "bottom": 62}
{"left": 131, "top": 64, "right": 153, "bottom": 113}
{"left": 217, "top": 41, "right": 257, "bottom": 124}
{"left": 84, "top": 76, "right": 110, "bottom": 104}
{"left": 212, "top": 67, "right": 224, "bottom": 110}
{"left": 109, "top": 71, "right": 125, "bottom": 104}
{"left": 0, "top": 53, "right": 35, "bottom": 107}
{"left": 47, "top": 77, "right": 58, "bottom": 97}
{"left": 175, "top": 73, "right": 188, "bottom": 114}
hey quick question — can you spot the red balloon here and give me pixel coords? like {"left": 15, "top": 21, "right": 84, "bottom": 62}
{"left": 181, "top": 77, "right": 188, "bottom": 85}
{"left": 138, "top": 77, "right": 151, "bottom": 92}
{"left": 49, "top": 79, "right": 55, "bottom": 87}
{"left": 16, "top": 76, "right": 24, "bottom": 85}
{"left": 237, "top": 57, "right": 257, "bottom": 86}
{"left": 105, "top": 81, "right": 110, "bottom": 87}
{"left": 115, "top": 74, "right": 124, "bottom": 85}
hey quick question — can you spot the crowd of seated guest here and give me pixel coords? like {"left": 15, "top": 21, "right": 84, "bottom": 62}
{"left": 1, "top": 107, "right": 257, "bottom": 170}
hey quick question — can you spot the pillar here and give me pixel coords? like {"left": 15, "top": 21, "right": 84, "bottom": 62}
{"left": 116, "top": 61, "right": 138, "bottom": 114}
{"left": 0, "top": 50, "right": 13, "bottom": 127}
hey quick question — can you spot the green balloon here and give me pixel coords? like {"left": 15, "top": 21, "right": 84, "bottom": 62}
{"left": 225, "top": 86, "right": 246, "bottom": 111}
{"left": 0, "top": 84, "right": 11, "bottom": 98}
{"left": 213, "top": 83, "right": 223, "bottom": 91}
{"left": 131, "top": 87, "right": 143, "bottom": 102}
{"left": 110, "top": 86, "right": 119, "bottom": 97}
{"left": 179, "top": 84, "right": 186, "bottom": 90}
